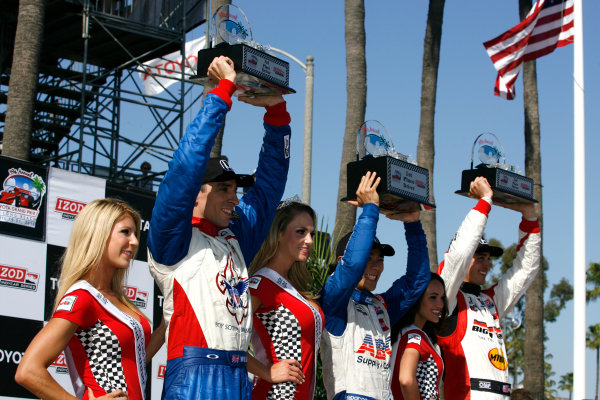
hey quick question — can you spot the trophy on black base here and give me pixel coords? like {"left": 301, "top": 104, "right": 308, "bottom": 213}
{"left": 191, "top": 5, "right": 295, "bottom": 96}
{"left": 455, "top": 132, "right": 538, "bottom": 204}
{"left": 343, "top": 121, "right": 435, "bottom": 214}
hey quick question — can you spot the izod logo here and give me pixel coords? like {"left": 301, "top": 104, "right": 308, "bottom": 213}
{"left": 157, "top": 364, "right": 166, "bottom": 378}
{"left": 50, "top": 352, "right": 69, "bottom": 374}
{"left": 0, "top": 264, "right": 39, "bottom": 291}
{"left": 55, "top": 197, "right": 86, "bottom": 220}
{"left": 123, "top": 285, "right": 148, "bottom": 309}
{"left": 488, "top": 348, "right": 507, "bottom": 370}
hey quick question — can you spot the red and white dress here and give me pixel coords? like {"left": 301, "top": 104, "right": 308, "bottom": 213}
{"left": 249, "top": 268, "right": 324, "bottom": 400}
{"left": 53, "top": 281, "right": 150, "bottom": 400}
{"left": 391, "top": 325, "right": 444, "bottom": 400}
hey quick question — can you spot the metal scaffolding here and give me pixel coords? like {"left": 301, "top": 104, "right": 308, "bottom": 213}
{"left": 0, "top": 0, "right": 207, "bottom": 190}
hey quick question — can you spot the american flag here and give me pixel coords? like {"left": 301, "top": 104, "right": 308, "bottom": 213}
{"left": 483, "top": 0, "right": 574, "bottom": 100}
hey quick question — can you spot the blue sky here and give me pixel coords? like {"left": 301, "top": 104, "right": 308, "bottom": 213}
{"left": 126, "top": 1, "right": 600, "bottom": 396}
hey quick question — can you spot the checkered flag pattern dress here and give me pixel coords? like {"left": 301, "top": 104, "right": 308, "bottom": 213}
{"left": 416, "top": 354, "right": 439, "bottom": 399}
{"left": 257, "top": 305, "right": 301, "bottom": 399}
{"left": 75, "top": 320, "right": 127, "bottom": 393}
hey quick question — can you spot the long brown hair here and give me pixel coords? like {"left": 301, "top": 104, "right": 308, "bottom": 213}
{"left": 249, "top": 201, "right": 317, "bottom": 299}
{"left": 53, "top": 198, "right": 143, "bottom": 316}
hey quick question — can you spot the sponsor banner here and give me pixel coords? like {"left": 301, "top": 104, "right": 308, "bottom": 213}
{"left": 124, "top": 259, "right": 155, "bottom": 321}
{"left": 151, "top": 280, "right": 167, "bottom": 399}
{"left": 0, "top": 236, "right": 46, "bottom": 321}
{"left": 0, "top": 156, "right": 48, "bottom": 241}
{"left": 137, "top": 36, "right": 206, "bottom": 96}
{"left": 44, "top": 244, "right": 65, "bottom": 321}
{"left": 151, "top": 344, "right": 168, "bottom": 400}
{"left": 46, "top": 167, "right": 106, "bottom": 248}
{"left": 153, "top": 281, "right": 164, "bottom": 331}
{"left": 47, "top": 347, "right": 75, "bottom": 396}
{"left": 105, "top": 183, "right": 156, "bottom": 262}
{"left": 0, "top": 315, "right": 43, "bottom": 398}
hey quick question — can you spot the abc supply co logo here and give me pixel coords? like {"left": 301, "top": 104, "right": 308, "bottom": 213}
{"left": 0, "top": 167, "right": 46, "bottom": 228}
{"left": 54, "top": 197, "right": 86, "bottom": 220}
{"left": 124, "top": 285, "right": 149, "bottom": 309}
{"left": 50, "top": 352, "right": 69, "bottom": 374}
{"left": 0, "top": 264, "right": 39, "bottom": 291}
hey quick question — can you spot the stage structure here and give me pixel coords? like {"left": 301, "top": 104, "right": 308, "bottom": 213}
{"left": 0, "top": 0, "right": 208, "bottom": 190}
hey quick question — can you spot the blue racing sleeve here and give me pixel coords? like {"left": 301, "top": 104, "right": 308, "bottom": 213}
{"left": 147, "top": 88, "right": 231, "bottom": 266}
{"left": 229, "top": 102, "right": 291, "bottom": 265}
{"left": 381, "top": 220, "right": 430, "bottom": 326}
{"left": 320, "top": 203, "right": 379, "bottom": 336}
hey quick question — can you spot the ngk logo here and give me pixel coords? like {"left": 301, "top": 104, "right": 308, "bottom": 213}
{"left": 157, "top": 364, "right": 166, "bottom": 378}
{"left": 0, "top": 264, "right": 38, "bottom": 291}
{"left": 55, "top": 197, "right": 86, "bottom": 220}
{"left": 50, "top": 352, "right": 69, "bottom": 374}
{"left": 123, "top": 286, "right": 148, "bottom": 309}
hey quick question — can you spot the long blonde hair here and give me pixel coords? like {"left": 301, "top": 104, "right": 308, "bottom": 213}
{"left": 249, "top": 201, "right": 317, "bottom": 300}
{"left": 53, "top": 198, "right": 143, "bottom": 316}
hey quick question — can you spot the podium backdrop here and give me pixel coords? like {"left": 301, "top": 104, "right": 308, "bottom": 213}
{"left": 0, "top": 156, "right": 167, "bottom": 400}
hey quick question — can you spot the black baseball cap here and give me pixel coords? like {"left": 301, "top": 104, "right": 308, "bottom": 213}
{"left": 202, "top": 156, "right": 254, "bottom": 188}
{"left": 475, "top": 238, "right": 503, "bottom": 257}
{"left": 335, "top": 231, "right": 395, "bottom": 260}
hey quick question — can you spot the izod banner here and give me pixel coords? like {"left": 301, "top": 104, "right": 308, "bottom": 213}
{"left": 46, "top": 167, "right": 106, "bottom": 248}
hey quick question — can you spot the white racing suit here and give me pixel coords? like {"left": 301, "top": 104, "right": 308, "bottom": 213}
{"left": 147, "top": 79, "right": 291, "bottom": 400}
{"left": 320, "top": 204, "right": 430, "bottom": 400}
{"left": 437, "top": 198, "right": 541, "bottom": 399}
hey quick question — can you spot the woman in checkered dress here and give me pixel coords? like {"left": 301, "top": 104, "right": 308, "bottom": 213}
{"left": 15, "top": 199, "right": 165, "bottom": 400}
{"left": 390, "top": 273, "right": 448, "bottom": 400}
{"left": 247, "top": 201, "right": 324, "bottom": 400}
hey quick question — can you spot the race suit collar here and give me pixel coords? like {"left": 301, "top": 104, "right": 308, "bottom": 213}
{"left": 352, "top": 288, "right": 374, "bottom": 305}
{"left": 191, "top": 216, "right": 223, "bottom": 237}
{"left": 460, "top": 281, "right": 482, "bottom": 296}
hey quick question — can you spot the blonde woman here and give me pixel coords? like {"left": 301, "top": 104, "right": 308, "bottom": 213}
{"left": 15, "top": 199, "right": 165, "bottom": 400}
{"left": 247, "top": 201, "right": 324, "bottom": 400}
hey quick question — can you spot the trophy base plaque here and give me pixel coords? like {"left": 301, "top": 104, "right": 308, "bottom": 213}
{"left": 456, "top": 167, "right": 538, "bottom": 204}
{"left": 344, "top": 156, "right": 435, "bottom": 213}
{"left": 192, "top": 43, "right": 296, "bottom": 96}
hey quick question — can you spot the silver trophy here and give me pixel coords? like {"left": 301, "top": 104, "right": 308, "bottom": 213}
{"left": 456, "top": 132, "right": 537, "bottom": 203}
{"left": 344, "top": 121, "right": 434, "bottom": 214}
{"left": 192, "top": 5, "right": 295, "bottom": 96}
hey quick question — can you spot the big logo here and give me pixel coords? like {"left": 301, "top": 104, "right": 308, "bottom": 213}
{"left": 123, "top": 285, "right": 149, "bottom": 309}
{"left": 488, "top": 348, "right": 507, "bottom": 370}
{"left": 0, "top": 264, "right": 39, "bottom": 291}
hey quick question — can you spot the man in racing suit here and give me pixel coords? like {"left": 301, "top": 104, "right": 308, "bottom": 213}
{"left": 147, "top": 56, "right": 292, "bottom": 400}
{"left": 437, "top": 176, "right": 541, "bottom": 399}
{"left": 320, "top": 172, "right": 430, "bottom": 400}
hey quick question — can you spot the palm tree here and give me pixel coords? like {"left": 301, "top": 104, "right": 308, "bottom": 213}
{"left": 2, "top": 0, "right": 46, "bottom": 159}
{"left": 587, "top": 262, "right": 600, "bottom": 302}
{"left": 587, "top": 324, "right": 600, "bottom": 400}
{"left": 335, "top": 0, "right": 367, "bottom": 238}
{"left": 519, "top": 0, "right": 545, "bottom": 397}
{"left": 416, "top": 0, "right": 445, "bottom": 270}
{"left": 558, "top": 372, "right": 573, "bottom": 400}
